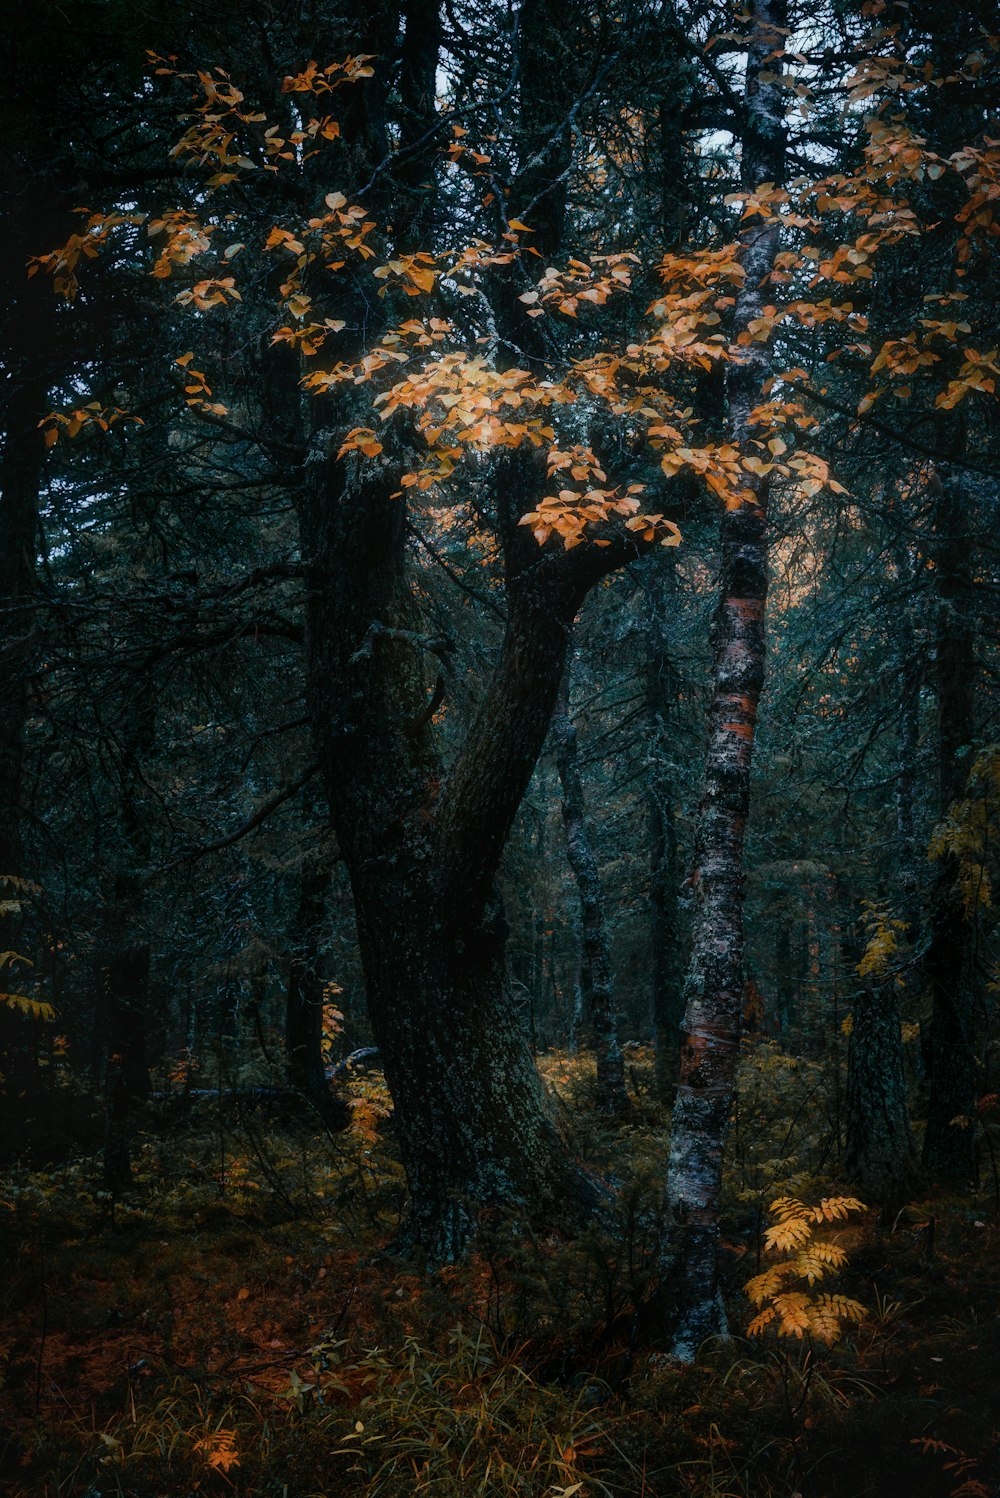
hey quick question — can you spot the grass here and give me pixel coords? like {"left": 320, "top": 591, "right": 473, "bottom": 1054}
{"left": 1, "top": 1047, "right": 998, "bottom": 1496}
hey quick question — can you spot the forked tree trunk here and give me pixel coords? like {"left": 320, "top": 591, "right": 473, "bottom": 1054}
{"left": 659, "top": 0, "right": 787, "bottom": 1359}
{"left": 554, "top": 666, "right": 629, "bottom": 1117}
{"left": 291, "top": 0, "right": 663, "bottom": 1257}
{"left": 300, "top": 436, "right": 636, "bottom": 1257}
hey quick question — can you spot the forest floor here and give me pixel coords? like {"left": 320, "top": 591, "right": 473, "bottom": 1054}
{"left": 1, "top": 1046, "right": 999, "bottom": 1497}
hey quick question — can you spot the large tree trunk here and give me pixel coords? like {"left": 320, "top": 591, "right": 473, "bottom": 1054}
{"left": 921, "top": 472, "right": 978, "bottom": 1185}
{"left": 0, "top": 366, "right": 41, "bottom": 884}
{"left": 300, "top": 446, "right": 621, "bottom": 1256}
{"left": 355, "top": 881, "right": 603, "bottom": 1257}
{"left": 288, "top": 0, "right": 648, "bottom": 1256}
{"left": 553, "top": 665, "right": 629, "bottom": 1117}
{"left": 659, "top": 0, "right": 787, "bottom": 1359}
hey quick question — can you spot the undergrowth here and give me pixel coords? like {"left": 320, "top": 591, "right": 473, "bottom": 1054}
{"left": 1, "top": 1047, "right": 998, "bottom": 1497}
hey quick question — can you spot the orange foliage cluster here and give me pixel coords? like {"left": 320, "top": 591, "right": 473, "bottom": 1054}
{"left": 31, "top": 36, "right": 1000, "bottom": 544}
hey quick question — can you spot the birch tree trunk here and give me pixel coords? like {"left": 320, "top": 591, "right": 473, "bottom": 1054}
{"left": 659, "top": 0, "right": 787, "bottom": 1360}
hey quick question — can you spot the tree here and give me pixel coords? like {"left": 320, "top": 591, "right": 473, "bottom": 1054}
{"left": 35, "top": 0, "right": 700, "bottom": 1255}
{"left": 23, "top": 0, "right": 1000, "bottom": 1297}
{"left": 659, "top": 0, "right": 789, "bottom": 1359}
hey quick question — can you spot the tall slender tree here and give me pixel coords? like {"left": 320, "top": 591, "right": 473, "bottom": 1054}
{"left": 660, "top": 0, "right": 788, "bottom": 1358}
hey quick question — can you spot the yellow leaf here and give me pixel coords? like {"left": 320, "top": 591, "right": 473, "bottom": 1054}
{"left": 1, "top": 994, "right": 56, "bottom": 1022}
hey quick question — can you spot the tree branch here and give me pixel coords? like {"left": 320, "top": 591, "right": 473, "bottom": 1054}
{"left": 149, "top": 765, "right": 320, "bottom": 880}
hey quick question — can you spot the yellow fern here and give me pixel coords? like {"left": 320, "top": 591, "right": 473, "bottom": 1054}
{"left": 0, "top": 951, "right": 32, "bottom": 971}
{"left": 746, "top": 1195, "right": 867, "bottom": 1347}
{"left": 772, "top": 1292, "right": 813, "bottom": 1338}
{"left": 0, "top": 884, "right": 53, "bottom": 1027}
{"left": 763, "top": 1215, "right": 813, "bottom": 1252}
{"left": 0, "top": 993, "right": 55, "bottom": 1022}
{"left": 810, "top": 1196, "right": 866, "bottom": 1223}
{"left": 744, "top": 1263, "right": 795, "bottom": 1305}
{"left": 193, "top": 1427, "right": 240, "bottom": 1473}
{"left": 746, "top": 1305, "right": 777, "bottom": 1337}
{"left": 928, "top": 745, "right": 1000, "bottom": 916}
{"left": 813, "top": 1293, "right": 865, "bottom": 1324}
{"left": 793, "top": 1240, "right": 848, "bottom": 1285}
{"left": 770, "top": 1196, "right": 808, "bottom": 1220}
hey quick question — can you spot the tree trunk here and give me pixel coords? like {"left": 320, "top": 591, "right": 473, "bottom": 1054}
{"left": 106, "top": 911, "right": 152, "bottom": 1105}
{"left": 659, "top": 0, "right": 787, "bottom": 1359}
{"left": 568, "top": 920, "right": 591, "bottom": 1054}
{"left": 355, "top": 878, "right": 604, "bottom": 1258}
{"left": 287, "top": 0, "right": 665, "bottom": 1257}
{"left": 845, "top": 982, "right": 915, "bottom": 1201}
{"left": 299, "top": 436, "right": 632, "bottom": 1257}
{"left": 554, "top": 666, "right": 629, "bottom": 1117}
{"left": 103, "top": 1058, "right": 132, "bottom": 1197}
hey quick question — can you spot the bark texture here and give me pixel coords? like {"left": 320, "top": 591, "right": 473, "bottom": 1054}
{"left": 285, "top": 0, "right": 663, "bottom": 1257}
{"left": 894, "top": 550, "right": 922, "bottom": 932}
{"left": 660, "top": 0, "right": 787, "bottom": 1360}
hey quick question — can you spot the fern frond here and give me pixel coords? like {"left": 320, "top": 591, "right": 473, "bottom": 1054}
{"left": 806, "top": 1304, "right": 842, "bottom": 1345}
{"left": 813, "top": 1293, "right": 866, "bottom": 1324}
{"left": 746, "top": 1195, "right": 868, "bottom": 1346}
{"left": 0, "top": 993, "right": 56, "bottom": 1022}
{"left": 773, "top": 1292, "right": 812, "bottom": 1338}
{"left": 746, "top": 1305, "right": 777, "bottom": 1337}
{"left": 744, "top": 1264, "right": 794, "bottom": 1305}
{"left": 809, "top": 1196, "right": 866, "bottom": 1223}
{"left": 769, "top": 1196, "right": 808, "bottom": 1222}
{"left": 793, "top": 1240, "right": 848, "bottom": 1285}
{"left": 764, "top": 1216, "right": 813, "bottom": 1253}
